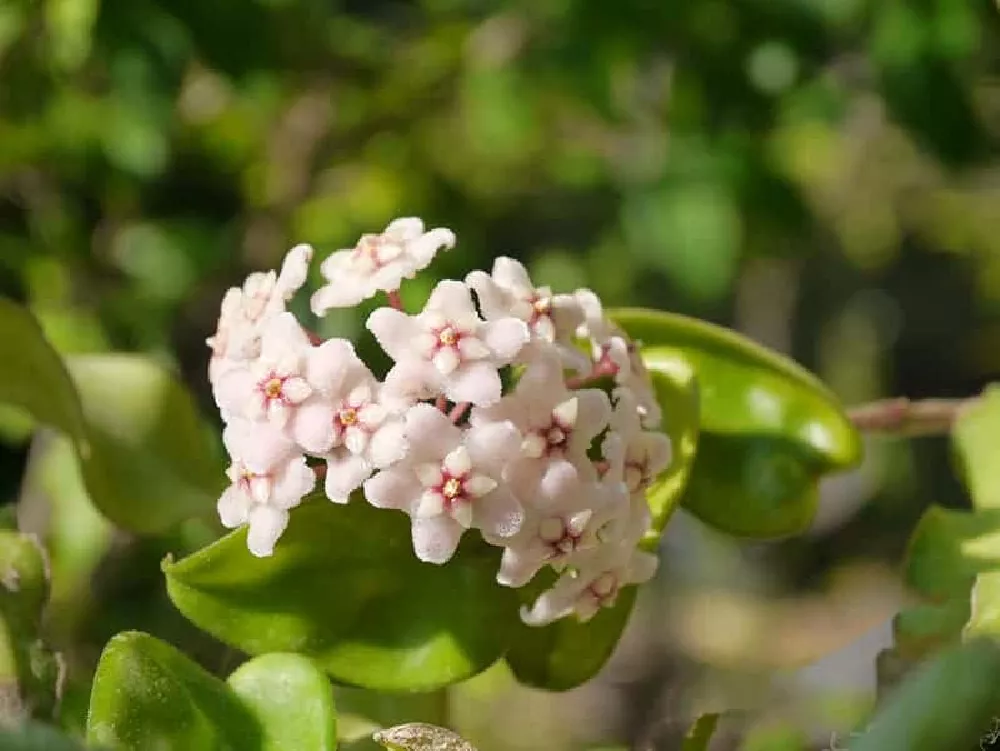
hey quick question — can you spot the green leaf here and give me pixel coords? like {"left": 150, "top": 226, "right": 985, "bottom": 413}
{"left": 87, "top": 632, "right": 255, "bottom": 750}
{"left": 611, "top": 308, "right": 862, "bottom": 538}
{"left": 86, "top": 632, "right": 338, "bottom": 751}
{"left": 965, "top": 570, "right": 1000, "bottom": 638}
{"left": 226, "top": 653, "right": 338, "bottom": 751}
{"left": 852, "top": 638, "right": 1000, "bottom": 751}
{"left": 642, "top": 362, "right": 700, "bottom": 541}
{"left": 953, "top": 386, "right": 1000, "bottom": 509}
{"left": 0, "top": 299, "right": 222, "bottom": 533}
{"left": 504, "top": 584, "right": 636, "bottom": 691}
{"left": 66, "top": 355, "right": 223, "bottom": 533}
{"left": 164, "top": 499, "right": 517, "bottom": 691}
{"left": 681, "top": 713, "right": 719, "bottom": 751}
{"left": 903, "top": 505, "right": 1000, "bottom": 599}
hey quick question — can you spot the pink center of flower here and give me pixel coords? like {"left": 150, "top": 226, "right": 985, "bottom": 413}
{"left": 529, "top": 294, "right": 552, "bottom": 324}
{"left": 435, "top": 469, "right": 470, "bottom": 511}
{"left": 538, "top": 419, "right": 571, "bottom": 456}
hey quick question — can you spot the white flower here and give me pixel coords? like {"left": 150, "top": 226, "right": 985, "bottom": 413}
{"left": 520, "top": 543, "right": 658, "bottom": 626}
{"left": 217, "top": 419, "right": 316, "bottom": 557}
{"left": 472, "top": 353, "right": 610, "bottom": 479}
{"left": 363, "top": 404, "right": 524, "bottom": 564}
{"left": 213, "top": 312, "right": 314, "bottom": 428}
{"left": 291, "top": 338, "right": 408, "bottom": 502}
{"left": 208, "top": 244, "right": 313, "bottom": 370}
{"left": 605, "top": 388, "right": 672, "bottom": 495}
{"left": 367, "top": 280, "right": 528, "bottom": 407}
{"left": 467, "top": 257, "right": 584, "bottom": 344}
{"left": 574, "top": 288, "right": 662, "bottom": 427}
{"left": 494, "top": 460, "right": 625, "bottom": 588}
{"left": 311, "top": 218, "right": 456, "bottom": 313}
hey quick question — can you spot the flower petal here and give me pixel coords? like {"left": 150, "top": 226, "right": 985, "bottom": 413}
{"left": 367, "top": 307, "right": 419, "bottom": 362}
{"left": 403, "top": 403, "right": 461, "bottom": 461}
{"left": 444, "top": 361, "right": 502, "bottom": 407}
{"left": 217, "top": 486, "right": 250, "bottom": 529}
{"left": 474, "top": 486, "right": 523, "bottom": 539}
{"left": 246, "top": 505, "right": 290, "bottom": 558}
{"left": 363, "top": 467, "right": 417, "bottom": 511}
{"left": 367, "top": 418, "right": 408, "bottom": 467}
{"left": 411, "top": 515, "right": 463, "bottom": 564}
{"left": 325, "top": 451, "right": 372, "bottom": 502}
{"left": 424, "top": 280, "right": 477, "bottom": 318}
{"left": 291, "top": 400, "right": 337, "bottom": 454}
{"left": 481, "top": 318, "right": 529, "bottom": 363}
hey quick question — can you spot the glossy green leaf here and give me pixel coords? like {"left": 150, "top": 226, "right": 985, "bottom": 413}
{"left": 852, "top": 638, "right": 1000, "bottom": 751}
{"left": 953, "top": 386, "right": 1000, "bottom": 509}
{"left": 642, "top": 362, "right": 700, "bottom": 541}
{"left": 612, "top": 308, "right": 863, "bottom": 538}
{"left": 903, "top": 505, "right": 1000, "bottom": 598}
{"left": 226, "top": 653, "right": 338, "bottom": 751}
{"left": 86, "top": 631, "right": 338, "bottom": 751}
{"left": 504, "top": 573, "right": 637, "bottom": 691}
{"left": 965, "top": 570, "right": 1000, "bottom": 638}
{"left": 681, "top": 713, "right": 719, "bottom": 751}
{"left": 164, "top": 499, "right": 517, "bottom": 691}
{"left": 0, "top": 299, "right": 222, "bottom": 533}
{"left": 66, "top": 355, "right": 223, "bottom": 533}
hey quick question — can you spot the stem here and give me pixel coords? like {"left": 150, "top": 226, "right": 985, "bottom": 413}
{"left": 386, "top": 290, "right": 404, "bottom": 311}
{"left": 435, "top": 395, "right": 448, "bottom": 413}
{"left": 847, "top": 397, "right": 979, "bottom": 437}
{"left": 566, "top": 361, "right": 618, "bottom": 389}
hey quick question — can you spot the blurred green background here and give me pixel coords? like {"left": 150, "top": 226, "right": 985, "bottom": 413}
{"left": 2, "top": 0, "right": 1000, "bottom": 748}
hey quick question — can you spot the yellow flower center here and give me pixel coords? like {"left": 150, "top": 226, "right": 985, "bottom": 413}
{"left": 263, "top": 378, "right": 283, "bottom": 399}
{"left": 438, "top": 326, "right": 458, "bottom": 346}
{"left": 442, "top": 478, "right": 462, "bottom": 499}
{"left": 339, "top": 407, "right": 358, "bottom": 426}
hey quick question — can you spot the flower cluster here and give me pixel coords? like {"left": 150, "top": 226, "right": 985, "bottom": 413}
{"left": 207, "top": 218, "right": 671, "bottom": 626}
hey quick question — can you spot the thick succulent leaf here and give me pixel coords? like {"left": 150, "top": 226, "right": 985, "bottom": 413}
{"left": 903, "top": 505, "right": 1000, "bottom": 598}
{"left": 504, "top": 585, "right": 637, "bottom": 691}
{"left": 86, "top": 632, "right": 338, "bottom": 751}
{"left": 0, "top": 299, "right": 222, "bottom": 533}
{"left": 0, "top": 298, "right": 87, "bottom": 445}
{"left": 852, "top": 639, "right": 1000, "bottom": 751}
{"left": 965, "top": 570, "right": 1000, "bottom": 638}
{"left": 86, "top": 632, "right": 254, "bottom": 750}
{"left": 953, "top": 386, "right": 1000, "bottom": 509}
{"left": 226, "top": 653, "right": 338, "bottom": 751}
{"left": 66, "top": 356, "right": 224, "bottom": 533}
{"left": 642, "top": 362, "right": 699, "bottom": 541}
{"left": 612, "top": 308, "right": 863, "bottom": 538}
{"left": 164, "top": 499, "right": 517, "bottom": 691}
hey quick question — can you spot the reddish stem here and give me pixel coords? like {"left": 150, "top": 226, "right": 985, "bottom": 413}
{"left": 566, "top": 361, "right": 619, "bottom": 389}
{"left": 312, "top": 463, "right": 327, "bottom": 480}
{"left": 386, "top": 290, "right": 404, "bottom": 311}
{"left": 435, "top": 395, "right": 448, "bottom": 413}
{"left": 305, "top": 329, "right": 323, "bottom": 346}
{"left": 449, "top": 401, "right": 471, "bottom": 424}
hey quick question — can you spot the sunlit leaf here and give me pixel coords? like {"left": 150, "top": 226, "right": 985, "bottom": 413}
{"left": 953, "top": 386, "right": 1000, "bottom": 509}
{"left": 0, "top": 299, "right": 222, "bottom": 533}
{"left": 164, "top": 499, "right": 517, "bottom": 691}
{"left": 86, "top": 632, "right": 337, "bottom": 751}
{"left": 612, "top": 308, "right": 862, "bottom": 538}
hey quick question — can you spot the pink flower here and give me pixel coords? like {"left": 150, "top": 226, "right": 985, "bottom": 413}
{"left": 363, "top": 404, "right": 524, "bottom": 564}
{"left": 367, "top": 280, "right": 528, "bottom": 407}
{"left": 311, "top": 218, "right": 455, "bottom": 313}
